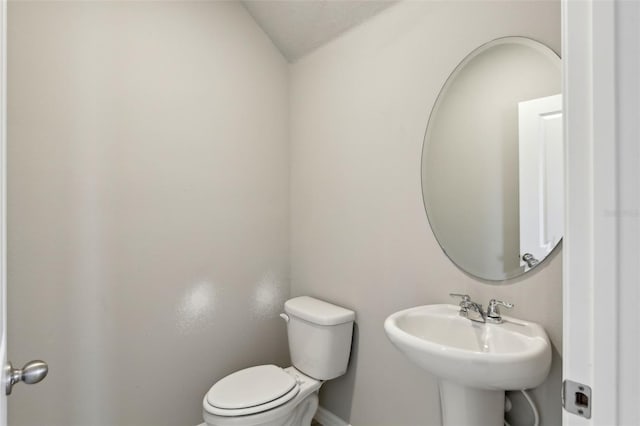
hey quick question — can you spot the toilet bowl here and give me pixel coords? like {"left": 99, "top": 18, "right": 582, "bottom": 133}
{"left": 202, "top": 366, "right": 321, "bottom": 426}
{"left": 201, "top": 297, "right": 355, "bottom": 426}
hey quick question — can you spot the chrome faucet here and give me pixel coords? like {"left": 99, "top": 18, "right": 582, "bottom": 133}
{"left": 449, "top": 293, "right": 486, "bottom": 323}
{"left": 449, "top": 294, "right": 514, "bottom": 324}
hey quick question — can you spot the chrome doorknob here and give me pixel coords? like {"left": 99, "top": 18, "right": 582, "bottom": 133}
{"left": 522, "top": 253, "right": 540, "bottom": 268}
{"left": 5, "top": 360, "right": 48, "bottom": 395}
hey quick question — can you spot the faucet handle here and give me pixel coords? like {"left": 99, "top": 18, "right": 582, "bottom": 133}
{"left": 450, "top": 294, "right": 473, "bottom": 313}
{"left": 490, "top": 299, "right": 513, "bottom": 309}
{"left": 486, "top": 299, "right": 513, "bottom": 323}
{"left": 449, "top": 293, "right": 471, "bottom": 302}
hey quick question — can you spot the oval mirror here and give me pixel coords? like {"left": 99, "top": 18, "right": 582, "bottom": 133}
{"left": 422, "top": 37, "right": 562, "bottom": 281}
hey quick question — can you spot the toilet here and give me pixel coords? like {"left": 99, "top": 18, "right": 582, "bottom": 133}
{"left": 201, "top": 296, "right": 355, "bottom": 426}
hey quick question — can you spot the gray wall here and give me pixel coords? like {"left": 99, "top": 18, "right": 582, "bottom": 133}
{"left": 7, "top": 2, "right": 289, "bottom": 425}
{"left": 290, "top": 1, "right": 562, "bottom": 425}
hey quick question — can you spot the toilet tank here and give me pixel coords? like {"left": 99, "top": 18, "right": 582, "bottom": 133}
{"left": 284, "top": 296, "right": 355, "bottom": 380}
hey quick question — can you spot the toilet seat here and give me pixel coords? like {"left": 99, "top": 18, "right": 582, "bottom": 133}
{"left": 206, "top": 365, "right": 300, "bottom": 417}
{"left": 203, "top": 367, "right": 323, "bottom": 426}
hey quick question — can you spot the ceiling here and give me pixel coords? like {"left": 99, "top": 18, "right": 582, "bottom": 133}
{"left": 242, "top": 0, "right": 398, "bottom": 62}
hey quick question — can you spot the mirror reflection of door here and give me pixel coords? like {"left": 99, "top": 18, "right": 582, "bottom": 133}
{"left": 518, "top": 94, "right": 563, "bottom": 271}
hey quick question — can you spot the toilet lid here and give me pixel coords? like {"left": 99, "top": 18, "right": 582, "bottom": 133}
{"left": 206, "top": 365, "right": 298, "bottom": 411}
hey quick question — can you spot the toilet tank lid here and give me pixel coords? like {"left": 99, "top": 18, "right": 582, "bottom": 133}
{"left": 285, "top": 296, "right": 355, "bottom": 326}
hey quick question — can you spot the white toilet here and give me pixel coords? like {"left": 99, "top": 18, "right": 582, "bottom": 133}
{"left": 201, "top": 296, "right": 355, "bottom": 426}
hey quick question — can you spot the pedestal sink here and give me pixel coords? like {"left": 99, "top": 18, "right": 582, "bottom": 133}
{"left": 384, "top": 304, "right": 551, "bottom": 426}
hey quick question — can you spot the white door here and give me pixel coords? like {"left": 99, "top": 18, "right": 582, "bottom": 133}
{"left": 563, "top": 0, "right": 640, "bottom": 424}
{"left": 518, "top": 94, "right": 563, "bottom": 271}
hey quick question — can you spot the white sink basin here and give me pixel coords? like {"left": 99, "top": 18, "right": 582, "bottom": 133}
{"left": 384, "top": 304, "right": 551, "bottom": 389}
{"left": 384, "top": 304, "right": 552, "bottom": 426}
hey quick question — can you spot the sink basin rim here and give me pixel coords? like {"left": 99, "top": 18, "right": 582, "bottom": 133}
{"left": 384, "top": 304, "right": 549, "bottom": 363}
{"left": 384, "top": 304, "right": 552, "bottom": 390}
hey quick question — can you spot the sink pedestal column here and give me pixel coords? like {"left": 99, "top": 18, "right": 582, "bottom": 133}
{"left": 439, "top": 380, "right": 504, "bottom": 426}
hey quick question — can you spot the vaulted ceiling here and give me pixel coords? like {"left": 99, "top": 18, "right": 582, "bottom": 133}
{"left": 242, "top": 0, "right": 398, "bottom": 62}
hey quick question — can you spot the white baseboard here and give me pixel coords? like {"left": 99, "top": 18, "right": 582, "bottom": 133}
{"left": 314, "top": 406, "right": 352, "bottom": 426}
